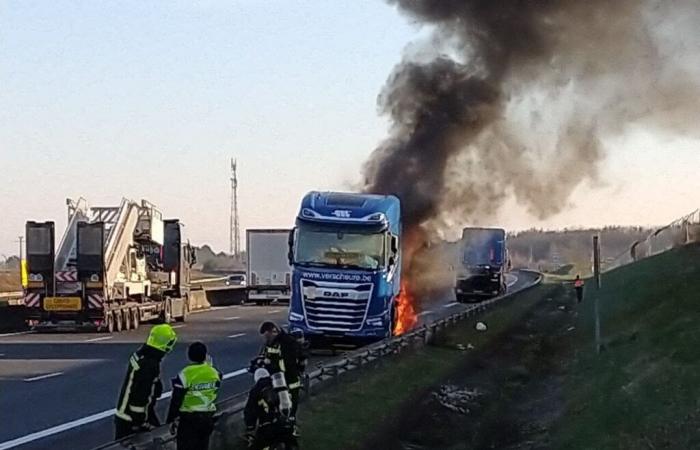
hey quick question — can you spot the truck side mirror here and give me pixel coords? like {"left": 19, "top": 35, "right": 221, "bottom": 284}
{"left": 390, "top": 235, "right": 399, "bottom": 254}
{"left": 287, "top": 229, "right": 295, "bottom": 266}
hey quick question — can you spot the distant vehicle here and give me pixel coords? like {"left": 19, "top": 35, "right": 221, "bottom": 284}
{"left": 24, "top": 198, "right": 195, "bottom": 332}
{"left": 246, "top": 229, "right": 292, "bottom": 305}
{"left": 287, "top": 191, "right": 401, "bottom": 347}
{"left": 225, "top": 274, "right": 246, "bottom": 286}
{"left": 455, "top": 227, "right": 508, "bottom": 302}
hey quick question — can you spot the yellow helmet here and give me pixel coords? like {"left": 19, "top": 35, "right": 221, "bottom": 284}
{"left": 146, "top": 324, "right": 177, "bottom": 353}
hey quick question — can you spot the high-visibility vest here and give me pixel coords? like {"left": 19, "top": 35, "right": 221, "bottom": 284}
{"left": 178, "top": 363, "right": 221, "bottom": 413}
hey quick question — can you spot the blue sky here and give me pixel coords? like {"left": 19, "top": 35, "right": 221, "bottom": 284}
{"left": 1, "top": 1, "right": 699, "bottom": 256}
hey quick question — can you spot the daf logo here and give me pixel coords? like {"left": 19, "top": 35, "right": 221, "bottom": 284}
{"left": 332, "top": 210, "right": 351, "bottom": 218}
{"left": 323, "top": 291, "right": 349, "bottom": 298}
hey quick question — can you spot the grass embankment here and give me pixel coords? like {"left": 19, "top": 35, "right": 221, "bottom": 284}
{"left": 0, "top": 270, "right": 21, "bottom": 292}
{"left": 554, "top": 243, "right": 700, "bottom": 449}
{"left": 295, "top": 284, "right": 553, "bottom": 450}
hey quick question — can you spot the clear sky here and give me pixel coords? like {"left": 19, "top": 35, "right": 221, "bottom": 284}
{"left": 1, "top": 1, "right": 699, "bottom": 256}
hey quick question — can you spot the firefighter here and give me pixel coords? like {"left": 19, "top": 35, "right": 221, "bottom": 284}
{"left": 244, "top": 368, "right": 297, "bottom": 450}
{"left": 257, "top": 322, "right": 307, "bottom": 425}
{"left": 167, "top": 341, "right": 222, "bottom": 450}
{"left": 114, "top": 324, "right": 177, "bottom": 440}
{"left": 574, "top": 275, "right": 585, "bottom": 303}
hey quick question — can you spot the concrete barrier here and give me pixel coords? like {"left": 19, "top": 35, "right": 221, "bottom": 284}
{"left": 0, "top": 304, "right": 28, "bottom": 333}
{"left": 204, "top": 287, "right": 247, "bottom": 306}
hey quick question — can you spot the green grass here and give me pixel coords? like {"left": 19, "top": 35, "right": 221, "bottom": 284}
{"left": 553, "top": 243, "right": 700, "bottom": 449}
{"left": 294, "top": 284, "right": 550, "bottom": 450}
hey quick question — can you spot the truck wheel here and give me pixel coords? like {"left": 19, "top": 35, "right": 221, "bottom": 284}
{"left": 106, "top": 313, "right": 114, "bottom": 333}
{"left": 131, "top": 308, "right": 140, "bottom": 330}
{"left": 115, "top": 311, "right": 123, "bottom": 332}
{"left": 123, "top": 309, "right": 132, "bottom": 331}
{"left": 161, "top": 298, "right": 172, "bottom": 324}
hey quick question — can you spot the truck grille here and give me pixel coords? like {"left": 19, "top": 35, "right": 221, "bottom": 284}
{"left": 301, "top": 280, "right": 372, "bottom": 332}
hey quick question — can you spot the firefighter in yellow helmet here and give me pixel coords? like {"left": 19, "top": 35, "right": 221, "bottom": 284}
{"left": 114, "top": 324, "right": 177, "bottom": 440}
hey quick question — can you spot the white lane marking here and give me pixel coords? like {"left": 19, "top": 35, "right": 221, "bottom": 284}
{"left": 0, "top": 367, "right": 249, "bottom": 449}
{"left": 228, "top": 333, "right": 246, "bottom": 339}
{"left": 223, "top": 368, "right": 248, "bottom": 380}
{"left": 23, "top": 372, "right": 63, "bottom": 382}
{"left": 443, "top": 302, "right": 461, "bottom": 309}
{"left": 505, "top": 274, "right": 519, "bottom": 287}
{"left": 209, "top": 305, "right": 240, "bottom": 311}
{"left": 0, "top": 331, "right": 34, "bottom": 338}
{"left": 84, "top": 336, "right": 113, "bottom": 343}
{"left": 171, "top": 325, "right": 186, "bottom": 329}
{"left": 417, "top": 310, "right": 434, "bottom": 317}
{"left": 267, "top": 309, "right": 282, "bottom": 314}
{"left": 222, "top": 316, "right": 241, "bottom": 321}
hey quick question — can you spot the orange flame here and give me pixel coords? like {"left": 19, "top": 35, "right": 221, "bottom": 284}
{"left": 392, "top": 227, "right": 425, "bottom": 336}
{"left": 394, "top": 279, "right": 417, "bottom": 335}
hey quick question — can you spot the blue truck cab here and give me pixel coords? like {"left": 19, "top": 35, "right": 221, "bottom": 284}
{"left": 287, "top": 191, "right": 401, "bottom": 347}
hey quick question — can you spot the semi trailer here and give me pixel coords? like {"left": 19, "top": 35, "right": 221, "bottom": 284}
{"left": 23, "top": 198, "right": 195, "bottom": 332}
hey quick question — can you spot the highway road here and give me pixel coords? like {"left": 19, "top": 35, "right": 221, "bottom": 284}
{"left": 0, "top": 270, "right": 538, "bottom": 450}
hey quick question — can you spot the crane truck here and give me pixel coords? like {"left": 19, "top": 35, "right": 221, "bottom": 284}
{"left": 286, "top": 191, "right": 401, "bottom": 348}
{"left": 23, "top": 198, "right": 195, "bottom": 332}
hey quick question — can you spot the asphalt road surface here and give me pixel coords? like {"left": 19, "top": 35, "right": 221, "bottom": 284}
{"left": 0, "top": 270, "right": 538, "bottom": 450}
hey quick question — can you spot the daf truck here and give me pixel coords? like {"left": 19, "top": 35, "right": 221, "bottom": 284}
{"left": 455, "top": 227, "right": 507, "bottom": 302}
{"left": 23, "top": 198, "right": 195, "bottom": 332}
{"left": 287, "top": 191, "right": 401, "bottom": 347}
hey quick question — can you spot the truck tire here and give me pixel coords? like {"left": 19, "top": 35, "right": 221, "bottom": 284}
{"left": 131, "top": 308, "right": 140, "bottom": 330}
{"left": 106, "top": 313, "right": 114, "bottom": 333}
{"left": 160, "top": 298, "right": 172, "bottom": 324}
{"left": 115, "top": 311, "right": 123, "bottom": 332}
{"left": 124, "top": 309, "right": 132, "bottom": 331}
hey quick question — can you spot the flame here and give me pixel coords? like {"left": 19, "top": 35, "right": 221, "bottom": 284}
{"left": 394, "top": 279, "right": 417, "bottom": 335}
{"left": 392, "top": 227, "right": 425, "bottom": 336}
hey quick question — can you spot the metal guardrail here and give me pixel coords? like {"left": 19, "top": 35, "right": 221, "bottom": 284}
{"left": 604, "top": 209, "right": 700, "bottom": 272}
{"left": 93, "top": 270, "right": 542, "bottom": 450}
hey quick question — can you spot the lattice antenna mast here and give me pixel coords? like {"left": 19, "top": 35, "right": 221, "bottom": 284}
{"left": 230, "top": 158, "right": 241, "bottom": 257}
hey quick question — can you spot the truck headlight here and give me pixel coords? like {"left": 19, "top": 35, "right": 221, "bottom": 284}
{"left": 456, "top": 288, "right": 463, "bottom": 293}
{"left": 366, "top": 317, "right": 384, "bottom": 327}
{"left": 289, "top": 312, "right": 304, "bottom": 322}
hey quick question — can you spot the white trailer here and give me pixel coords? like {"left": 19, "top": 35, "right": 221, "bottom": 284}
{"left": 246, "top": 229, "right": 292, "bottom": 305}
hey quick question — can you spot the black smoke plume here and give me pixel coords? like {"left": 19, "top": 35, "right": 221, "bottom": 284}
{"left": 364, "top": 0, "right": 700, "bottom": 234}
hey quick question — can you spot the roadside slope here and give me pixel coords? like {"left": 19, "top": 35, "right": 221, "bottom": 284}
{"left": 555, "top": 243, "right": 700, "bottom": 449}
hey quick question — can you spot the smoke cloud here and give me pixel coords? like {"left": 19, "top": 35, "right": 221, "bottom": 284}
{"left": 363, "top": 0, "right": 700, "bottom": 234}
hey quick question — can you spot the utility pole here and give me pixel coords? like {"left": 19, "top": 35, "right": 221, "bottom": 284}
{"left": 17, "top": 236, "right": 24, "bottom": 261}
{"left": 230, "top": 158, "right": 241, "bottom": 259}
{"left": 593, "top": 235, "right": 602, "bottom": 353}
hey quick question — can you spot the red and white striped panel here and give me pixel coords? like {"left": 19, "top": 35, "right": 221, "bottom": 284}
{"left": 87, "top": 294, "right": 104, "bottom": 309}
{"left": 24, "top": 293, "right": 40, "bottom": 307}
{"left": 56, "top": 270, "right": 79, "bottom": 282}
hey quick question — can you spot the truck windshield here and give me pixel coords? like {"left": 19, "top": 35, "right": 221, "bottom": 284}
{"left": 295, "top": 228, "right": 386, "bottom": 270}
{"left": 462, "top": 231, "right": 504, "bottom": 265}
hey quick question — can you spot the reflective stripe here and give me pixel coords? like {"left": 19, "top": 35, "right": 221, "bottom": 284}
{"left": 279, "top": 359, "right": 286, "bottom": 372}
{"left": 288, "top": 381, "right": 302, "bottom": 390}
{"left": 266, "top": 347, "right": 282, "bottom": 354}
{"left": 116, "top": 356, "right": 139, "bottom": 421}
{"left": 129, "top": 405, "right": 146, "bottom": 413}
{"left": 115, "top": 410, "right": 132, "bottom": 421}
